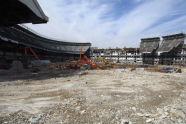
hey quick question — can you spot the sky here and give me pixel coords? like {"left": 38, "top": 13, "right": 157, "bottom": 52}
{"left": 26, "top": 0, "right": 186, "bottom": 48}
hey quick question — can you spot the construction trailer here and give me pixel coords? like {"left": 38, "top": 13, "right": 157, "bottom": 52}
{"left": 157, "top": 33, "right": 185, "bottom": 65}
{"left": 140, "top": 37, "right": 160, "bottom": 65}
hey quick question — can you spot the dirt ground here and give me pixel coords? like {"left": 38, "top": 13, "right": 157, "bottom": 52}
{"left": 0, "top": 68, "right": 185, "bottom": 124}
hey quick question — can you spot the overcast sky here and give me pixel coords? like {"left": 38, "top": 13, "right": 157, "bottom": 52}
{"left": 26, "top": 0, "right": 186, "bottom": 48}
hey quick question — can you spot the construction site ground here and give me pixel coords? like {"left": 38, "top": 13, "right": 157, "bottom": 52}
{"left": 0, "top": 67, "right": 186, "bottom": 124}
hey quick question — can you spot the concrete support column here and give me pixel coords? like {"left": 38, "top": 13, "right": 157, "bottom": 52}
{"left": 125, "top": 51, "right": 128, "bottom": 63}
{"left": 117, "top": 51, "right": 120, "bottom": 63}
{"left": 134, "top": 50, "right": 137, "bottom": 63}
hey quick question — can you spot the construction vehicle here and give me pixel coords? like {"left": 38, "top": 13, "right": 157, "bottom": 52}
{"left": 77, "top": 55, "right": 115, "bottom": 69}
{"left": 92, "top": 56, "right": 115, "bottom": 66}
{"left": 24, "top": 46, "right": 41, "bottom": 72}
{"left": 76, "top": 46, "right": 91, "bottom": 65}
{"left": 93, "top": 56, "right": 109, "bottom": 64}
{"left": 24, "top": 46, "right": 40, "bottom": 60}
{"left": 77, "top": 55, "right": 91, "bottom": 65}
{"left": 76, "top": 46, "right": 116, "bottom": 70}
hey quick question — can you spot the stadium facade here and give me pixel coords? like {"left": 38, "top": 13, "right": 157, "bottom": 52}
{"left": 140, "top": 33, "right": 186, "bottom": 65}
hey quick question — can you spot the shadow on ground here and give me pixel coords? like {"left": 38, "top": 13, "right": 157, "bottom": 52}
{"left": 0, "top": 69, "right": 83, "bottom": 82}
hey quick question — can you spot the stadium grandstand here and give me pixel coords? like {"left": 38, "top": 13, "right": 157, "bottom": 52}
{"left": 140, "top": 33, "right": 186, "bottom": 65}
{"left": 0, "top": 0, "right": 91, "bottom": 69}
{"left": 157, "top": 33, "right": 185, "bottom": 65}
{"left": 140, "top": 37, "right": 160, "bottom": 64}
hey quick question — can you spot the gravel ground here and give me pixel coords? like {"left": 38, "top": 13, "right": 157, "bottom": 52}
{"left": 0, "top": 68, "right": 185, "bottom": 124}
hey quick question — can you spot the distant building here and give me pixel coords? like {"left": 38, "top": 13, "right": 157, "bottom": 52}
{"left": 140, "top": 37, "right": 160, "bottom": 64}
{"left": 157, "top": 33, "right": 185, "bottom": 65}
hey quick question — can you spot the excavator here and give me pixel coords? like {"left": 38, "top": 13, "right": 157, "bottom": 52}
{"left": 77, "top": 55, "right": 91, "bottom": 65}
{"left": 76, "top": 55, "right": 100, "bottom": 69}
{"left": 24, "top": 46, "right": 114, "bottom": 70}
{"left": 92, "top": 56, "right": 109, "bottom": 64}
{"left": 24, "top": 46, "right": 41, "bottom": 72}
{"left": 92, "top": 56, "right": 115, "bottom": 69}
{"left": 76, "top": 46, "right": 91, "bottom": 65}
{"left": 76, "top": 47, "right": 113, "bottom": 69}
{"left": 24, "top": 46, "right": 40, "bottom": 60}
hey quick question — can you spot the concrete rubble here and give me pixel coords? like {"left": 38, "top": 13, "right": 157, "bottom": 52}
{"left": 0, "top": 67, "right": 185, "bottom": 123}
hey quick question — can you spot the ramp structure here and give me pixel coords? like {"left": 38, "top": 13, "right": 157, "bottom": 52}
{"left": 157, "top": 33, "right": 185, "bottom": 65}
{"left": 140, "top": 37, "right": 160, "bottom": 64}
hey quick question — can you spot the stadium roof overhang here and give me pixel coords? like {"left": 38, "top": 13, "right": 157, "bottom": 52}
{"left": 0, "top": 0, "right": 48, "bottom": 26}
